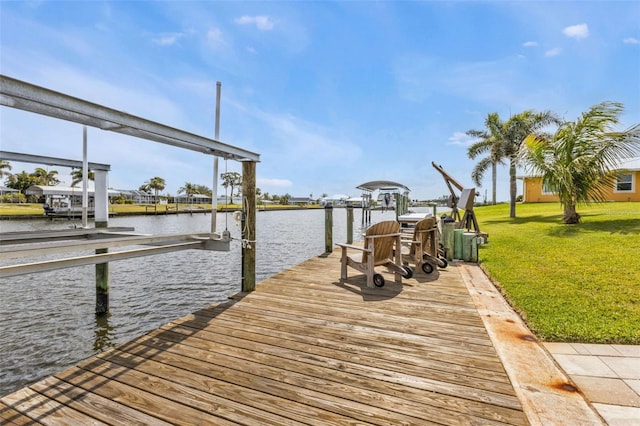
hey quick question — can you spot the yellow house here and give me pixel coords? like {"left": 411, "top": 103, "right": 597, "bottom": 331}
{"left": 521, "top": 157, "right": 640, "bottom": 203}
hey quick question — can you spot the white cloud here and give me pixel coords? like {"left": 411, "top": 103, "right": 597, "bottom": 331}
{"left": 563, "top": 23, "right": 589, "bottom": 40}
{"left": 545, "top": 47, "right": 562, "bottom": 57}
{"left": 235, "top": 15, "right": 275, "bottom": 31}
{"left": 523, "top": 41, "right": 538, "bottom": 47}
{"left": 152, "top": 32, "right": 184, "bottom": 46}
{"left": 243, "top": 107, "right": 362, "bottom": 165}
{"left": 447, "top": 132, "right": 474, "bottom": 146}
{"left": 258, "top": 178, "right": 292, "bottom": 188}
{"left": 207, "top": 27, "right": 226, "bottom": 48}
{"left": 623, "top": 37, "right": 640, "bottom": 45}
{"left": 440, "top": 58, "right": 527, "bottom": 107}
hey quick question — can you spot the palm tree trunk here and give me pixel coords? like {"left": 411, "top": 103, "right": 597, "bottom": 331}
{"left": 509, "top": 158, "right": 517, "bottom": 218}
{"left": 491, "top": 162, "right": 497, "bottom": 205}
{"left": 563, "top": 202, "right": 581, "bottom": 224}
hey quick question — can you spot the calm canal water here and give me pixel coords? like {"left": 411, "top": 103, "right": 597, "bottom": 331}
{"left": 0, "top": 207, "right": 411, "bottom": 396}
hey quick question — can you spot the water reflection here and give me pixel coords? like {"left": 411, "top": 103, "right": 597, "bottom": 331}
{"left": 93, "top": 313, "right": 115, "bottom": 352}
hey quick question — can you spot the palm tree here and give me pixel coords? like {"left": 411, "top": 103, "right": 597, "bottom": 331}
{"left": 178, "top": 182, "right": 199, "bottom": 205}
{"left": 220, "top": 172, "right": 242, "bottom": 204}
{"left": 6, "top": 171, "right": 37, "bottom": 194}
{"left": 147, "top": 177, "right": 166, "bottom": 205}
{"left": 522, "top": 101, "right": 640, "bottom": 224}
{"left": 194, "top": 184, "right": 212, "bottom": 197}
{"left": 71, "top": 167, "right": 95, "bottom": 187}
{"left": 0, "top": 160, "right": 12, "bottom": 179}
{"left": 33, "top": 167, "right": 60, "bottom": 186}
{"left": 480, "top": 110, "right": 560, "bottom": 218}
{"left": 466, "top": 120, "right": 506, "bottom": 205}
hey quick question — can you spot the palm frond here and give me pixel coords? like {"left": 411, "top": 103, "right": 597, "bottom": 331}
{"left": 523, "top": 102, "right": 639, "bottom": 210}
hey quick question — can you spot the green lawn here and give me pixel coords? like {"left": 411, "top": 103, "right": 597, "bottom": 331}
{"left": 0, "top": 203, "right": 44, "bottom": 215}
{"left": 476, "top": 202, "right": 640, "bottom": 344}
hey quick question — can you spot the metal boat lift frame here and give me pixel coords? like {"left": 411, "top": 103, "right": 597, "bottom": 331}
{"left": 0, "top": 75, "right": 261, "bottom": 309}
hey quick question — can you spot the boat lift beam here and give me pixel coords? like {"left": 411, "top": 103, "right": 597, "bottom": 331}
{"left": 0, "top": 151, "right": 111, "bottom": 171}
{"left": 0, "top": 242, "right": 205, "bottom": 279}
{"left": 0, "top": 75, "right": 260, "bottom": 162}
{"left": 0, "top": 231, "right": 229, "bottom": 260}
{"left": 0, "top": 228, "right": 231, "bottom": 278}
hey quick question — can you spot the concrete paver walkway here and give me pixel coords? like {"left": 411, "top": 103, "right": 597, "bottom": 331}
{"left": 544, "top": 343, "right": 640, "bottom": 426}
{"left": 459, "top": 263, "right": 640, "bottom": 425}
{"left": 458, "top": 264, "right": 603, "bottom": 425}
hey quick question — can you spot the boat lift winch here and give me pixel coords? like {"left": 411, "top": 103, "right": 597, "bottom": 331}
{"left": 431, "top": 161, "right": 484, "bottom": 235}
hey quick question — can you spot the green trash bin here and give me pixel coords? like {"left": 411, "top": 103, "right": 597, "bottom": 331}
{"left": 453, "top": 229, "right": 464, "bottom": 260}
{"left": 462, "top": 232, "right": 478, "bottom": 262}
{"left": 441, "top": 222, "right": 455, "bottom": 261}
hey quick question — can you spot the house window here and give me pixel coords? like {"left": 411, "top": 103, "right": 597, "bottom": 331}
{"left": 615, "top": 173, "right": 634, "bottom": 192}
{"left": 541, "top": 181, "right": 556, "bottom": 195}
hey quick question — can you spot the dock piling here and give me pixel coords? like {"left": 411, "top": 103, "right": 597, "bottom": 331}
{"left": 325, "top": 205, "right": 333, "bottom": 253}
{"left": 241, "top": 161, "right": 256, "bottom": 292}
{"left": 94, "top": 170, "right": 110, "bottom": 315}
{"left": 346, "top": 206, "right": 353, "bottom": 244}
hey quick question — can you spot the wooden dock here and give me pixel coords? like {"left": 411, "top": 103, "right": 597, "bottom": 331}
{"left": 1, "top": 251, "right": 529, "bottom": 425}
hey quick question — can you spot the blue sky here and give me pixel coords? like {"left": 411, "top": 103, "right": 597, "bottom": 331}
{"left": 1, "top": 1, "right": 639, "bottom": 202}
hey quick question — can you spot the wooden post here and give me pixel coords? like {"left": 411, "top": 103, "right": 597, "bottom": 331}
{"left": 241, "top": 161, "right": 256, "bottom": 292}
{"left": 346, "top": 206, "right": 353, "bottom": 244}
{"left": 325, "top": 205, "right": 333, "bottom": 253}
{"left": 94, "top": 170, "right": 109, "bottom": 314}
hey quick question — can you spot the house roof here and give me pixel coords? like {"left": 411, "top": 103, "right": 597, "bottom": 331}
{"left": 617, "top": 156, "right": 640, "bottom": 171}
{"left": 521, "top": 156, "right": 640, "bottom": 178}
{"left": 0, "top": 185, "right": 18, "bottom": 193}
{"left": 176, "top": 193, "right": 211, "bottom": 199}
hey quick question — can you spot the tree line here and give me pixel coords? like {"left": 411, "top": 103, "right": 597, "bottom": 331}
{"left": 0, "top": 166, "right": 293, "bottom": 206}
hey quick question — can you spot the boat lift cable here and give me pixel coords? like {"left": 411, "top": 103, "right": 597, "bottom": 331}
{"left": 238, "top": 196, "right": 254, "bottom": 249}
{"left": 224, "top": 158, "right": 229, "bottom": 232}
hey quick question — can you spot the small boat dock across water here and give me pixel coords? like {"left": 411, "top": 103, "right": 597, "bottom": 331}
{"left": 1, "top": 251, "right": 599, "bottom": 425}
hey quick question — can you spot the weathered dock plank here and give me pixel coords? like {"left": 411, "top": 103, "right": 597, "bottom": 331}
{"left": 1, "top": 251, "right": 529, "bottom": 425}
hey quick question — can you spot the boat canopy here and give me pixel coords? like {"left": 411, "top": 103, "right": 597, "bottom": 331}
{"left": 356, "top": 181, "right": 410, "bottom": 193}
{"left": 26, "top": 185, "right": 120, "bottom": 197}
